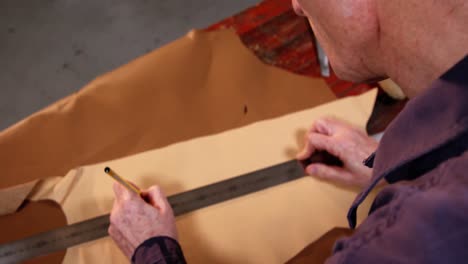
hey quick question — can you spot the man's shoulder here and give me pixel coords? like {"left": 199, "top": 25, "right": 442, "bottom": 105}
{"left": 328, "top": 151, "right": 468, "bottom": 264}
{"left": 329, "top": 56, "right": 468, "bottom": 264}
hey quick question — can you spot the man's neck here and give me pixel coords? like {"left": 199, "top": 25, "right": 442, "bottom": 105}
{"left": 375, "top": 0, "right": 468, "bottom": 98}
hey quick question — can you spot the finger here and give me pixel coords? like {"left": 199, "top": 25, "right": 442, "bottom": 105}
{"left": 108, "top": 225, "right": 133, "bottom": 258}
{"left": 113, "top": 182, "right": 136, "bottom": 203}
{"left": 307, "top": 133, "right": 341, "bottom": 158}
{"left": 306, "top": 163, "right": 354, "bottom": 185}
{"left": 142, "top": 185, "right": 170, "bottom": 213}
{"left": 310, "top": 118, "right": 334, "bottom": 135}
{"left": 126, "top": 180, "right": 141, "bottom": 192}
{"left": 300, "top": 117, "right": 339, "bottom": 159}
{"left": 313, "top": 117, "right": 349, "bottom": 136}
{"left": 296, "top": 135, "right": 315, "bottom": 160}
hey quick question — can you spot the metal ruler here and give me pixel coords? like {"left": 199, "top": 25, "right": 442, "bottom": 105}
{"left": 0, "top": 159, "right": 308, "bottom": 263}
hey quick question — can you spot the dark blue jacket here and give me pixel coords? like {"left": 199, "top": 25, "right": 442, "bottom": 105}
{"left": 329, "top": 56, "right": 468, "bottom": 263}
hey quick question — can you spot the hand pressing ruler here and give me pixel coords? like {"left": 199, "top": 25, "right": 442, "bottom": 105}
{"left": 0, "top": 152, "right": 341, "bottom": 263}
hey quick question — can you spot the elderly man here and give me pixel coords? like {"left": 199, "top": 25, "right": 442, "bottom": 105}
{"left": 108, "top": 0, "right": 468, "bottom": 263}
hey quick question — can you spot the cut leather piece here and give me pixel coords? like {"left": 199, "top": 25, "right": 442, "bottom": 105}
{"left": 0, "top": 200, "right": 67, "bottom": 264}
{"left": 0, "top": 181, "right": 37, "bottom": 216}
{"left": 0, "top": 29, "right": 335, "bottom": 263}
{"left": 286, "top": 227, "right": 354, "bottom": 264}
{"left": 27, "top": 89, "right": 377, "bottom": 264}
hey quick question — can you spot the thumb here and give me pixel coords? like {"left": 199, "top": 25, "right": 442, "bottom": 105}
{"left": 296, "top": 139, "right": 314, "bottom": 160}
{"left": 306, "top": 164, "right": 354, "bottom": 186}
{"left": 142, "top": 185, "right": 171, "bottom": 212}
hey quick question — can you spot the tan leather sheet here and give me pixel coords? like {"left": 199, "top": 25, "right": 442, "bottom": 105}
{"left": 0, "top": 29, "right": 335, "bottom": 263}
{"left": 27, "top": 89, "right": 377, "bottom": 264}
{"left": 0, "top": 29, "right": 334, "bottom": 190}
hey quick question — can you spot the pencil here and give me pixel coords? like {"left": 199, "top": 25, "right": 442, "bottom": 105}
{"left": 104, "top": 167, "right": 141, "bottom": 195}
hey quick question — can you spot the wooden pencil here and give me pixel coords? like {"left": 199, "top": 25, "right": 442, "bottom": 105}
{"left": 104, "top": 167, "right": 141, "bottom": 195}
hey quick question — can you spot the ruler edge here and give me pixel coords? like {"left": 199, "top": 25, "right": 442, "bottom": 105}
{"left": 0, "top": 160, "right": 305, "bottom": 263}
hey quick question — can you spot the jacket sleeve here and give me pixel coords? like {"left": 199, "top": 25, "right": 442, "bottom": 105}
{"left": 132, "top": 236, "right": 187, "bottom": 264}
{"left": 325, "top": 181, "right": 468, "bottom": 264}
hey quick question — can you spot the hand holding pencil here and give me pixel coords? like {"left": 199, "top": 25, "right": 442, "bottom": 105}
{"left": 104, "top": 167, "right": 141, "bottom": 195}
{"left": 105, "top": 167, "right": 178, "bottom": 259}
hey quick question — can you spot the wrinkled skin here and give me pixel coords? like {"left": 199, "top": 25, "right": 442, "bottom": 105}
{"left": 292, "top": 0, "right": 383, "bottom": 83}
{"left": 297, "top": 117, "right": 378, "bottom": 188}
{"left": 109, "top": 183, "right": 177, "bottom": 258}
{"left": 292, "top": 0, "right": 468, "bottom": 97}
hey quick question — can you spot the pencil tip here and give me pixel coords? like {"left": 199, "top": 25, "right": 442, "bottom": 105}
{"left": 104, "top": 167, "right": 110, "bottom": 173}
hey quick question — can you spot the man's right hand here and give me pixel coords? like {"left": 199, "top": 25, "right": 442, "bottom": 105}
{"left": 109, "top": 183, "right": 178, "bottom": 259}
{"left": 297, "top": 117, "right": 379, "bottom": 188}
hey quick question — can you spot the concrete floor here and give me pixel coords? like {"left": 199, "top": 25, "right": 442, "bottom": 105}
{"left": 0, "top": 0, "right": 258, "bottom": 130}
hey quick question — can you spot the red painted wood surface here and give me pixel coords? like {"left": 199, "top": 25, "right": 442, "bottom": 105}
{"left": 206, "top": 0, "right": 406, "bottom": 133}
{"left": 207, "top": 0, "right": 373, "bottom": 97}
